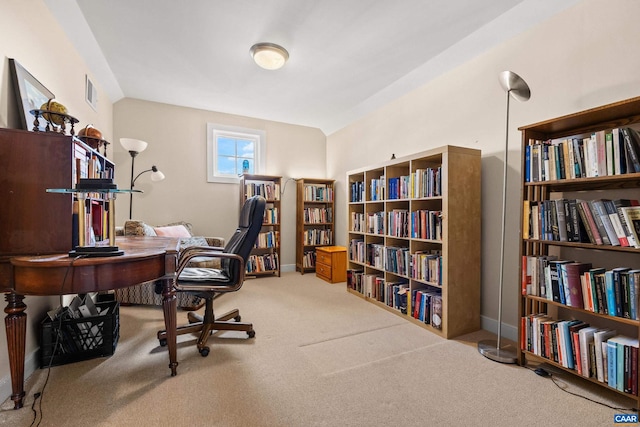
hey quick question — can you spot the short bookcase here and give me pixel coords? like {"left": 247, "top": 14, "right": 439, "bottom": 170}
{"left": 239, "top": 174, "right": 281, "bottom": 277}
{"left": 296, "top": 178, "right": 335, "bottom": 274}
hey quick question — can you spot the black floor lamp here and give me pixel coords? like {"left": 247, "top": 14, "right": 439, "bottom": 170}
{"left": 477, "top": 71, "right": 531, "bottom": 364}
{"left": 120, "top": 138, "right": 166, "bottom": 219}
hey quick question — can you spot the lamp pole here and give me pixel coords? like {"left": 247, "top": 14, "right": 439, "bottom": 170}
{"left": 478, "top": 71, "right": 531, "bottom": 364}
{"left": 128, "top": 150, "right": 138, "bottom": 219}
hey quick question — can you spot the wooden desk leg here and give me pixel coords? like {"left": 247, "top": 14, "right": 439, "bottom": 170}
{"left": 4, "top": 292, "right": 26, "bottom": 409}
{"left": 161, "top": 280, "right": 178, "bottom": 376}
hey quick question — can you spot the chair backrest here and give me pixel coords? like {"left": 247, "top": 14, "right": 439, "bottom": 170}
{"left": 221, "top": 195, "right": 266, "bottom": 282}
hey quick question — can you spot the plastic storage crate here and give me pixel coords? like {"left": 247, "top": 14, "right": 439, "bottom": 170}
{"left": 40, "top": 300, "right": 120, "bottom": 368}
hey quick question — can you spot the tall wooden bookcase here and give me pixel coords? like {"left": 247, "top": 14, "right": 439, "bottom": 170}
{"left": 240, "top": 174, "right": 281, "bottom": 277}
{"left": 296, "top": 178, "right": 335, "bottom": 274}
{"left": 346, "top": 145, "right": 481, "bottom": 339}
{"left": 0, "top": 128, "right": 114, "bottom": 262}
{"left": 518, "top": 96, "right": 640, "bottom": 408}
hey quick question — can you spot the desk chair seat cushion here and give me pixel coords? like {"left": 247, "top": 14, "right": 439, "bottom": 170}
{"left": 178, "top": 267, "right": 229, "bottom": 283}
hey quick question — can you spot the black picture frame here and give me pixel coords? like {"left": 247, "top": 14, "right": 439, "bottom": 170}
{"left": 9, "top": 58, "right": 55, "bottom": 131}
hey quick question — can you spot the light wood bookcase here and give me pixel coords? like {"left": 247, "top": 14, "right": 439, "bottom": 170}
{"left": 296, "top": 178, "right": 335, "bottom": 274}
{"left": 239, "top": 174, "right": 281, "bottom": 277}
{"left": 346, "top": 145, "right": 481, "bottom": 339}
{"left": 518, "top": 96, "right": 640, "bottom": 408}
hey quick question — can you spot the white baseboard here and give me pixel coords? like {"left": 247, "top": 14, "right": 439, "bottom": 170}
{"left": 281, "top": 264, "right": 296, "bottom": 273}
{"left": 480, "top": 315, "right": 518, "bottom": 342}
{"left": 0, "top": 347, "right": 40, "bottom": 406}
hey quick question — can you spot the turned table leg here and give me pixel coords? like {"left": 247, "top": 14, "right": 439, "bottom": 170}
{"left": 4, "top": 292, "right": 26, "bottom": 409}
{"left": 161, "top": 280, "right": 178, "bottom": 376}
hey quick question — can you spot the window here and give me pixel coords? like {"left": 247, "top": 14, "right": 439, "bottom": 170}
{"left": 207, "top": 123, "right": 266, "bottom": 183}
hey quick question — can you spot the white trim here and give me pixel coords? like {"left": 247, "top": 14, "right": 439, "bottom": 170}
{"left": 480, "top": 315, "right": 518, "bottom": 342}
{"left": 206, "top": 123, "right": 266, "bottom": 184}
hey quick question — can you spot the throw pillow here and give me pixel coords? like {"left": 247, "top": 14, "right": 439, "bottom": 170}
{"left": 179, "top": 236, "right": 209, "bottom": 250}
{"left": 154, "top": 224, "right": 192, "bottom": 238}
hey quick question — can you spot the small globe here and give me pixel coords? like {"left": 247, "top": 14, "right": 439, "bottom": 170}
{"left": 78, "top": 125, "right": 103, "bottom": 140}
{"left": 40, "top": 99, "right": 68, "bottom": 125}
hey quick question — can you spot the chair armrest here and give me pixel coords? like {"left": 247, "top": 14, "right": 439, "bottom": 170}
{"left": 174, "top": 248, "right": 246, "bottom": 294}
{"left": 179, "top": 245, "right": 223, "bottom": 266}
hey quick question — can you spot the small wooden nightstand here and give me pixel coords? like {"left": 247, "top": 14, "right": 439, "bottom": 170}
{"left": 315, "top": 246, "right": 347, "bottom": 283}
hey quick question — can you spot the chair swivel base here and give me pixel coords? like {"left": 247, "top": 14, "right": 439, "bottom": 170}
{"left": 157, "top": 308, "right": 255, "bottom": 357}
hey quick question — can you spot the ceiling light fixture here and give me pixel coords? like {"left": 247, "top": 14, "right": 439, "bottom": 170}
{"left": 250, "top": 42, "right": 289, "bottom": 70}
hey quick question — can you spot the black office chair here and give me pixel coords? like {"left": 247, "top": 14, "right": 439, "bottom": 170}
{"left": 157, "top": 195, "right": 266, "bottom": 357}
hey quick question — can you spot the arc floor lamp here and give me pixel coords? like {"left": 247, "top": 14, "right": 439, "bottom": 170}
{"left": 120, "top": 138, "right": 165, "bottom": 219}
{"left": 478, "top": 71, "right": 531, "bottom": 364}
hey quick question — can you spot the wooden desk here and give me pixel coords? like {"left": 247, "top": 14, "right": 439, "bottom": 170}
{"left": 2, "top": 236, "right": 180, "bottom": 409}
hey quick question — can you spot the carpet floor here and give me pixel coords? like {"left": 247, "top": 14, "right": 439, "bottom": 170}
{"left": 0, "top": 272, "right": 635, "bottom": 426}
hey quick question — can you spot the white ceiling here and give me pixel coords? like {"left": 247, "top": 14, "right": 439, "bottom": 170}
{"left": 45, "top": 0, "right": 580, "bottom": 135}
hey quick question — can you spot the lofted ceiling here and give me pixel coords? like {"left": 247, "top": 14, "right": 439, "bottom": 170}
{"left": 45, "top": 0, "right": 579, "bottom": 135}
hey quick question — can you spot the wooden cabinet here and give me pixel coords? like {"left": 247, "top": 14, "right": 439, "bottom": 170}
{"left": 316, "top": 246, "right": 347, "bottom": 283}
{"left": 0, "top": 128, "right": 114, "bottom": 261}
{"left": 296, "top": 178, "right": 335, "bottom": 274}
{"left": 240, "top": 174, "right": 281, "bottom": 277}
{"left": 518, "top": 96, "right": 640, "bottom": 408}
{"left": 346, "top": 145, "right": 481, "bottom": 339}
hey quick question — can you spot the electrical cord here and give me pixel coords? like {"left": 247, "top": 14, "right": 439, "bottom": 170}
{"left": 280, "top": 177, "right": 298, "bottom": 197}
{"left": 525, "top": 365, "right": 638, "bottom": 413}
{"left": 30, "top": 254, "right": 86, "bottom": 427}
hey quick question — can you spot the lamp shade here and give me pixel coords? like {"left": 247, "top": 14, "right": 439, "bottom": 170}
{"left": 120, "top": 138, "right": 148, "bottom": 153}
{"left": 250, "top": 43, "right": 289, "bottom": 70}
{"left": 150, "top": 167, "right": 165, "bottom": 182}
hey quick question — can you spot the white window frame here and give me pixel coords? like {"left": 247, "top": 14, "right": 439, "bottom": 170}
{"left": 206, "top": 123, "right": 266, "bottom": 183}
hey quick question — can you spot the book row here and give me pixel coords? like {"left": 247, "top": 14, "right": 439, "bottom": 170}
{"left": 244, "top": 182, "right": 280, "bottom": 201}
{"left": 522, "top": 255, "right": 640, "bottom": 320}
{"left": 262, "top": 207, "right": 279, "bottom": 225}
{"left": 411, "top": 288, "right": 443, "bottom": 329}
{"left": 246, "top": 253, "right": 279, "bottom": 273}
{"left": 350, "top": 243, "right": 411, "bottom": 276}
{"left": 521, "top": 315, "right": 638, "bottom": 395}
{"left": 388, "top": 209, "right": 410, "bottom": 238}
{"left": 74, "top": 141, "right": 113, "bottom": 187}
{"left": 524, "top": 127, "right": 640, "bottom": 183}
{"left": 303, "top": 207, "right": 333, "bottom": 224}
{"left": 523, "top": 198, "right": 640, "bottom": 248}
{"left": 346, "top": 270, "right": 443, "bottom": 329}
{"left": 302, "top": 229, "right": 332, "bottom": 246}
{"left": 349, "top": 209, "right": 443, "bottom": 241}
{"left": 303, "top": 184, "right": 334, "bottom": 202}
{"left": 346, "top": 270, "right": 409, "bottom": 314}
{"left": 349, "top": 211, "right": 384, "bottom": 235}
{"left": 301, "top": 250, "right": 316, "bottom": 268}
{"left": 351, "top": 167, "right": 442, "bottom": 203}
{"left": 348, "top": 240, "right": 442, "bottom": 284}
{"left": 254, "top": 231, "right": 279, "bottom": 249}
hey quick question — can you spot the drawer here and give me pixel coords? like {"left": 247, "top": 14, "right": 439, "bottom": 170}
{"left": 316, "top": 262, "right": 332, "bottom": 281}
{"left": 316, "top": 251, "right": 333, "bottom": 266}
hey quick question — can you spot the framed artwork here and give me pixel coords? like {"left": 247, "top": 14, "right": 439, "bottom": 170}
{"left": 9, "top": 58, "right": 55, "bottom": 131}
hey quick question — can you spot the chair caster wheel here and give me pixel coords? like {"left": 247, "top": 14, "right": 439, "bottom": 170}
{"left": 247, "top": 330, "right": 255, "bottom": 338}
{"left": 159, "top": 338, "right": 167, "bottom": 347}
{"left": 199, "top": 347, "right": 210, "bottom": 357}
{"left": 234, "top": 315, "right": 241, "bottom": 322}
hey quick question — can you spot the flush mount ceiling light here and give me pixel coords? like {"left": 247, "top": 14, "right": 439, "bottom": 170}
{"left": 250, "top": 42, "right": 289, "bottom": 70}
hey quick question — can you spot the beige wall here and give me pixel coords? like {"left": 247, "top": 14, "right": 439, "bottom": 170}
{"left": 112, "top": 98, "right": 326, "bottom": 268}
{"left": 328, "top": 0, "right": 640, "bottom": 340}
{"left": 0, "top": 1, "right": 114, "bottom": 400}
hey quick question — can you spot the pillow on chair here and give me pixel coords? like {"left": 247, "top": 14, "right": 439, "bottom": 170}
{"left": 124, "top": 220, "right": 157, "bottom": 236}
{"left": 154, "top": 224, "right": 192, "bottom": 237}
